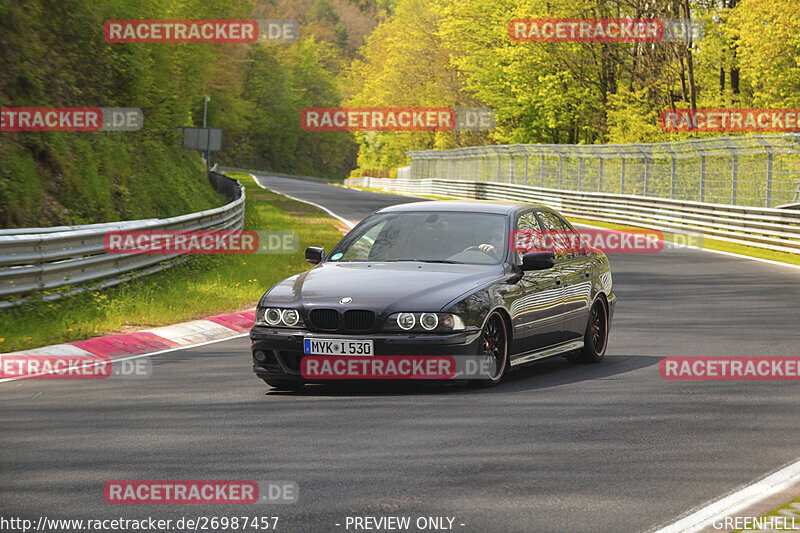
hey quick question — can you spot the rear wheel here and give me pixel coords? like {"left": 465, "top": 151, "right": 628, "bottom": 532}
{"left": 263, "top": 378, "right": 305, "bottom": 390}
{"left": 472, "top": 311, "right": 508, "bottom": 386}
{"left": 570, "top": 299, "right": 608, "bottom": 363}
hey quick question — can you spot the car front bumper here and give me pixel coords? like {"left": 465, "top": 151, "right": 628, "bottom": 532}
{"left": 250, "top": 327, "right": 483, "bottom": 381}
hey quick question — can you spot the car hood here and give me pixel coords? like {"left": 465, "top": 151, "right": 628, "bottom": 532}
{"left": 261, "top": 261, "right": 503, "bottom": 313}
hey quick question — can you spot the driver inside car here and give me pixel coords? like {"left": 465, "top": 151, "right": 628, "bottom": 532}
{"left": 467, "top": 220, "right": 506, "bottom": 257}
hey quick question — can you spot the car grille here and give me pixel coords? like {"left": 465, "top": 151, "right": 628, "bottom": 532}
{"left": 308, "top": 308, "right": 376, "bottom": 332}
{"left": 343, "top": 310, "right": 375, "bottom": 331}
{"left": 309, "top": 308, "right": 340, "bottom": 331}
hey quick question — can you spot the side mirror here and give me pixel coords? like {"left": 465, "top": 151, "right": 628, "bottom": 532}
{"left": 521, "top": 252, "right": 555, "bottom": 271}
{"left": 305, "top": 246, "right": 324, "bottom": 265}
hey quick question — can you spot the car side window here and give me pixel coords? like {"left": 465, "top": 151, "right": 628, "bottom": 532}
{"left": 535, "top": 211, "right": 574, "bottom": 261}
{"left": 514, "top": 211, "right": 542, "bottom": 263}
{"left": 553, "top": 213, "right": 586, "bottom": 257}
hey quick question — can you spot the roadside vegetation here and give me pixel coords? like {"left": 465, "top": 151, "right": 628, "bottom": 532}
{"left": 0, "top": 173, "right": 343, "bottom": 352}
{"left": 0, "top": 0, "right": 369, "bottom": 227}
{"left": 347, "top": 0, "right": 800, "bottom": 170}
{"left": 3, "top": 0, "right": 796, "bottom": 225}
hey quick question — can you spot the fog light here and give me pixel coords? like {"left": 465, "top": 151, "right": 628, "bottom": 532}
{"left": 254, "top": 350, "right": 267, "bottom": 362}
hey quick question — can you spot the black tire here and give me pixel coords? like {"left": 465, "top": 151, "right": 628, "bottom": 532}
{"left": 471, "top": 311, "right": 509, "bottom": 387}
{"left": 263, "top": 378, "right": 305, "bottom": 390}
{"left": 571, "top": 298, "right": 608, "bottom": 363}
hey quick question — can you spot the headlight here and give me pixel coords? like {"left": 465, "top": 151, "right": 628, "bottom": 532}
{"left": 256, "top": 307, "right": 305, "bottom": 328}
{"left": 384, "top": 312, "right": 465, "bottom": 333}
{"left": 282, "top": 309, "right": 300, "bottom": 326}
{"left": 420, "top": 313, "right": 438, "bottom": 330}
{"left": 397, "top": 312, "right": 416, "bottom": 330}
{"left": 265, "top": 308, "right": 282, "bottom": 326}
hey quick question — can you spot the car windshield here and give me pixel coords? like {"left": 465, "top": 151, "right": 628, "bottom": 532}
{"left": 327, "top": 211, "right": 508, "bottom": 265}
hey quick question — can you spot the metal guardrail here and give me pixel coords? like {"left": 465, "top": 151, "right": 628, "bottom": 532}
{"left": 0, "top": 172, "right": 245, "bottom": 308}
{"left": 406, "top": 134, "right": 800, "bottom": 208}
{"left": 345, "top": 176, "right": 800, "bottom": 255}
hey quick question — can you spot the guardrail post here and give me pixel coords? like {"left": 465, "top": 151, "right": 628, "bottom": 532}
{"left": 755, "top": 135, "right": 774, "bottom": 207}
{"left": 689, "top": 140, "right": 706, "bottom": 202}
{"left": 540, "top": 152, "right": 546, "bottom": 187}
{"left": 665, "top": 145, "right": 677, "bottom": 199}
{"left": 638, "top": 147, "right": 650, "bottom": 196}
{"left": 592, "top": 146, "right": 603, "bottom": 192}
{"left": 721, "top": 139, "right": 738, "bottom": 205}
{"left": 523, "top": 152, "right": 529, "bottom": 185}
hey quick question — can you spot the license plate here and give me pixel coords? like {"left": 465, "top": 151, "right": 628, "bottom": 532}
{"left": 304, "top": 338, "right": 374, "bottom": 356}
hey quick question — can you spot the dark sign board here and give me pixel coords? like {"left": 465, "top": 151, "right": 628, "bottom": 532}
{"left": 181, "top": 127, "right": 223, "bottom": 152}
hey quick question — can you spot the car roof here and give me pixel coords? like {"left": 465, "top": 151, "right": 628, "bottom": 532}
{"left": 375, "top": 200, "right": 551, "bottom": 216}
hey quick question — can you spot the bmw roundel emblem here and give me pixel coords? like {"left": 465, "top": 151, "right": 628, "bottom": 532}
{"left": 339, "top": 297, "right": 352, "bottom": 304}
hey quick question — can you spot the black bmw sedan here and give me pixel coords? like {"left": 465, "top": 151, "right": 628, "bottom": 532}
{"left": 250, "top": 200, "right": 616, "bottom": 389}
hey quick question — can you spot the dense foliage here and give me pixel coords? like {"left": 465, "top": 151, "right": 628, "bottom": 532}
{"left": 1, "top": 0, "right": 796, "bottom": 225}
{"left": 348, "top": 0, "right": 800, "bottom": 168}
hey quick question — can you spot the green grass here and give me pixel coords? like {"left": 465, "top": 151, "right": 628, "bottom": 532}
{"left": 0, "top": 172, "right": 344, "bottom": 352}
{"left": 0, "top": 135, "right": 229, "bottom": 228}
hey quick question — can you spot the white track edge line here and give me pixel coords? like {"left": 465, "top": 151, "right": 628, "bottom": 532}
{"left": 249, "top": 173, "right": 355, "bottom": 228}
{"left": 649, "top": 456, "right": 800, "bottom": 532}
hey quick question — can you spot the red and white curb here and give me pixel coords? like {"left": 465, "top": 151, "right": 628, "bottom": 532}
{"left": 0, "top": 309, "right": 256, "bottom": 383}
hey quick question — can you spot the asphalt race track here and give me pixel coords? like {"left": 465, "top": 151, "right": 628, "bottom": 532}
{"left": 2, "top": 172, "right": 800, "bottom": 532}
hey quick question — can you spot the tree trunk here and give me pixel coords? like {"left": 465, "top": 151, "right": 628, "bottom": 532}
{"left": 727, "top": 0, "right": 740, "bottom": 96}
{"left": 682, "top": 0, "right": 697, "bottom": 110}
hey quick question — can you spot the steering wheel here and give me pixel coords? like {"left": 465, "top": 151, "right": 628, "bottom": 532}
{"left": 463, "top": 245, "right": 499, "bottom": 261}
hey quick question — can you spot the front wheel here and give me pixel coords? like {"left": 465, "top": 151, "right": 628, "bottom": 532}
{"left": 570, "top": 299, "right": 608, "bottom": 364}
{"left": 471, "top": 311, "right": 509, "bottom": 387}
